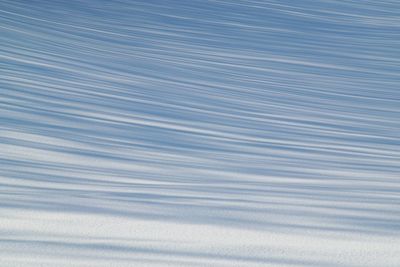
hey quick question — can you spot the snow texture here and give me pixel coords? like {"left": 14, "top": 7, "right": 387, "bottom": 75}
{"left": 1, "top": 0, "right": 400, "bottom": 266}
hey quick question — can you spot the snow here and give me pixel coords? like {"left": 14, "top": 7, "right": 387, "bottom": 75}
{"left": 1, "top": 0, "right": 400, "bottom": 266}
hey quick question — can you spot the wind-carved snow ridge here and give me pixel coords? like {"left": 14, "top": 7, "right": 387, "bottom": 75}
{"left": 1, "top": 1, "right": 400, "bottom": 266}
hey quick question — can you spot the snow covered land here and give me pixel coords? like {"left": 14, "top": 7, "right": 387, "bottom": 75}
{"left": 1, "top": 1, "right": 400, "bottom": 266}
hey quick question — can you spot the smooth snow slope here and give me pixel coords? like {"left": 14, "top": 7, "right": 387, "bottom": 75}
{"left": 1, "top": 1, "right": 400, "bottom": 266}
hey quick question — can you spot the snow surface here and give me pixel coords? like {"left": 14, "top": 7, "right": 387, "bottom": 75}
{"left": 1, "top": 0, "right": 400, "bottom": 266}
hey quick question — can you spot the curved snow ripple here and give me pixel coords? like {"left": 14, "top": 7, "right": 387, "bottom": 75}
{"left": 1, "top": 1, "right": 400, "bottom": 266}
